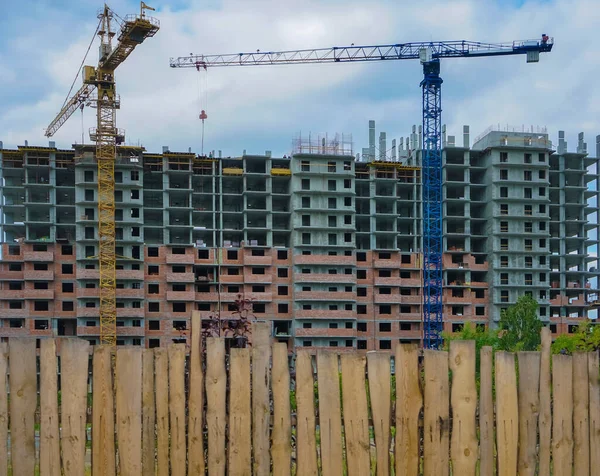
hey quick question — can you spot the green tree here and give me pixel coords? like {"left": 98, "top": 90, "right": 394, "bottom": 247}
{"left": 551, "top": 321, "right": 600, "bottom": 354}
{"left": 498, "top": 294, "right": 542, "bottom": 351}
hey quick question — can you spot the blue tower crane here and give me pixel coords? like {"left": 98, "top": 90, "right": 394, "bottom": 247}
{"left": 170, "top": 36, "right": 553, "bottom": 348}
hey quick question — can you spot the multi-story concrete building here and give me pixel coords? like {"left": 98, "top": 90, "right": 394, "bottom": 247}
{"left": 0, "top": 126, "right": 597, "bottom": 350}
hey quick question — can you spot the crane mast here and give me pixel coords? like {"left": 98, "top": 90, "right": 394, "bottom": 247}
{"left": 46, "top": 2, "right": 159, "bottom": 346}
{"left": 171, "top": 36, "right": 553, "bottom": 349}
{"left": 95, "top": 5, "right": 119, "bottom": 347}
{"left": 421, "top": 59, "right": 444, "bottom": 348}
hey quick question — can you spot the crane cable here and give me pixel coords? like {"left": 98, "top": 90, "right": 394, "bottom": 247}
{"left": 197, "top": 67, "right": 208, "bottom": 155}
{"left": 61, "top": 17, "right": 102, "bottom": 110}
{"left": 80, "top": 105, "right": 85, "bottom": 145}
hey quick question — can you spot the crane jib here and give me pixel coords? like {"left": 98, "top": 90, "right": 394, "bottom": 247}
{"left": 170, "top": 37, "right": 553, "bottom": 68}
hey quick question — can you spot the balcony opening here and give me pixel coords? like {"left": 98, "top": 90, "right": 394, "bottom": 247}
{"left": 57, "top": 318, "right": 76, "bottom": 336}
{"left": 34, "top": 301, "right": 49, "bottom": 311}
{"left": 379, "top": 340, "right": 391, "bottom": 350}
{"left": 34, "top": 319, "right": 49, "bottom": 330}
{"left": 9, "top": 318, "right": 24, "bottom": 328}
{"left": 149, "top": 339, "right": 160, "bottom": 348}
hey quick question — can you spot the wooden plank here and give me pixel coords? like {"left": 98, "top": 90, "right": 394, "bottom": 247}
{"left": 60, "top": 338, "right": 90, "bottom": 476}
{"left": 423, "top": 350, "right": 449, "bottom": 476}
{"left": 154, "top": 348, "right": 170, "bottom": 476}
{"left": 272, "top": 343, "right": 292, "bottom": 476}
{"left": 295, "top": 350, "right": 318, "bottom": 476}
{"left": 169, "top": 344, "right": 187, "bottom": 476}
{"left": 187, "top": 311, "right": 205, "bottom": 476}
{"left": 252, "top": 322, "right": 271, "bottom": 475}
{"left": 92, "top": 345, "right": 116, "bottom": 476}
{"left": 479, "top": 346, "right": 494, "bottom": 476}
{"left": 229, "top": 348, "right": 252, "bottom": 476}
{"left": 572, "top": 352, "right": 590, "bottom": 476}
{"left": 449, "top": 341, "right": 477, "bottom": 476}
{"left": 8, "top": 339, "right": 36, "bottom": 475}
{"left": 39, "top": 339, "right": 60, "bottom": 476}
{"left": 517, "top": 352, "right": 541, "bottom": 476}
{"left": 317, "top": 351, "right": 344, "bottom": 476}
{"left": 495, "top": 352, "right": 519, "bottom": 476}
{"left": 366, "top": 352, "right": 391, "bottom": 476}
{"left": 552, "top": 354, "right": 573, "bottom": 476}
{"left": 116, "top": 348, "right": 143, "bottom": 476}
{"left": 142, "top": 349, "right": 156, "bottom": 476}
{"left": 395, "top": 343, "right": 422, "bottom": 476}
{"left": 588, "top": 351, "right": 600, "bottom": 472}
{"left": 0, "top": 342, "right": 7, "bottom": 476}
{"left": 341, "top": 353, "right": 371, "bottom": 476}
{"left": 206, "top": 338, "right": 227, "bottom": 476}
{"left": 538, "top": 327, "right": 552, "bottom": 476}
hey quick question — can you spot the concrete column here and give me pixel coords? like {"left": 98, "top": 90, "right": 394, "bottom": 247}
{"left": 391, "top": 139, "right": 397, "bottom": 161}
{"left": 557, "top": 131, "right": 566, "bottom": 154}
{"left": 577, "top": 132, "right": 587, "bottom": 154}
{"left": 369, "top": 120, "right": 376, "bottom": 161}
{"left": 463, "top": 125, "right": 470, "bottom": 148}
{"left": 379, "top": 132, "right": 387, "bottom": 161}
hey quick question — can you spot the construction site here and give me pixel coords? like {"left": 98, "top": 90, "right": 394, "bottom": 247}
{"left": 0, "top": 120, "right": 597, "bottom": 351}
{"left": 0, "top": 3, "right": 595, "bottom": 352}
{"left": 4, "top": 3, "right": 600, "bottom": 476}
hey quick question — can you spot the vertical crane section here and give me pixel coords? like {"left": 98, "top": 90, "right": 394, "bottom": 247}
{"left": 420, "top": 58, "right": 443, "bottom": 348}
{"left": 94, "top": 5, "right": 159, "bottom": 346}
{"left": 46, "top": 2, "right": 158, "bottom": 346}
{"left": 95, "top": 6, "right": 119, "bottom": 347}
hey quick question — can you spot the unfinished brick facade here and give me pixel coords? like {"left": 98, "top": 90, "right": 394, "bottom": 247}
{"left": 0, "top": 126, "right": 598, "bottom": 351}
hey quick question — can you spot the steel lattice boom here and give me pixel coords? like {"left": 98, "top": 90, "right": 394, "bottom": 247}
{"left": 170, "top": 38, "right": 553, "bottom": 69}
{"left": 171, "top": 36, "right": 553, "bottom": 349}
{"left": 46, "top": 2, "right": 159, "bottom": 346}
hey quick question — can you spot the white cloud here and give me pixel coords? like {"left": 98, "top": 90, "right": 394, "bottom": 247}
{"left": 0, "top": 0, "right": 598, "bottom": 156}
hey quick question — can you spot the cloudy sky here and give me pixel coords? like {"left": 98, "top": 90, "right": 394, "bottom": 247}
{"left": 0, "top": 0, "right": 597, "bottom": 157}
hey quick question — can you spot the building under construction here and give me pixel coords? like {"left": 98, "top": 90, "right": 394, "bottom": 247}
{"left": 0, "top": 123, "right": 598, "bottom": 350}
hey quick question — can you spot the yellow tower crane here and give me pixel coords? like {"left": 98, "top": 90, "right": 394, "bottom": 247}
{"left": 46, "top": 2, "right": 159, "bottom": 346}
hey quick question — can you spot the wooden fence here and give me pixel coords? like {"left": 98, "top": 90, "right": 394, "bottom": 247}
{"left": 0, "top": 318, "right": 599, "bottom": 475}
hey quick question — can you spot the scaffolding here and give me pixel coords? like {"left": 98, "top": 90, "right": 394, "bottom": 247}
{"left": 166, "top": 152, "right": 194, "bottom": 171}
{"left": 293, "top": 132, "right": 353, "bottom": 156}
{"left": 193, "top": 157, "right": 216, "bottom": 176}
{"left": 473, "top": 124, "right": 548, "bottom": 144}
{"left": 55, "top": 151, "right": 76, "bottom": 169}
{"left": 1, "top": 151, "right": 24, "bottom": 169}
{"left": 144, "top": 155, "right": 163, "bottom": 172}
